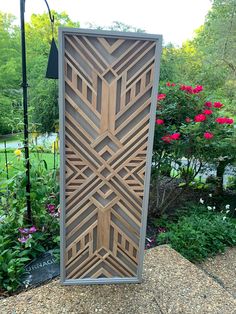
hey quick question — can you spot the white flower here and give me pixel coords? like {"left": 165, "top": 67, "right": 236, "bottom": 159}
{"left": 200, "top": 198, "right": 204, "bottom": 204}
{"left": 209, "top": 194, "right": 212, "bottom": 197}
{"left": 213, "top": 206, "right": 216, "bottom": 210}
{"left": 225, "top": 204, "right": 230, "bottom": 210}
{"left": 207, "top": 206, "right": 212, "bottom": 210}
{"left": 223, "top": 216, "right": 226, "bottom": 221}
{"left": 226, "top": 210, "right": 230, "bottom": 214}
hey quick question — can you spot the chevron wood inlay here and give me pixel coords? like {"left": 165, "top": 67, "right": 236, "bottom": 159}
{"left": 60, "top": 30, "right": 161, "bottom": 283}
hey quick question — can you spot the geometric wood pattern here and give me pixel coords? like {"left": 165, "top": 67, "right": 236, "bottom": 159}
{"left": 59, "top": 29, "right": 162, "bottom": 284}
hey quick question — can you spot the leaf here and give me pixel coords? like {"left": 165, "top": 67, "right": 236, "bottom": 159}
{"left": 39, "top": 159, "right": 48, "bottom": 170}
{"left": 19, "top": 257, "right": 30, "bottom": 263}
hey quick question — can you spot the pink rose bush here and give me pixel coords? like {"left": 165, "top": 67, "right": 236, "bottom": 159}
{"left": 152, "top": 82, "right": 235, "bottom": 214}
{"left": 153, "top": 82, "right": 235, "bottom": 184}
{"left": 155, "top": 83, "right": 234, "bottom": 149}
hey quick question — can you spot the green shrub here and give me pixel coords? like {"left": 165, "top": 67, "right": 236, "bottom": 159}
{"left": 156, "top": 207, "right": 236, "bottom": 262}
{"left": 0, "top": 161, "right": 60, "bottom": 293}
{"left": 151, "top": 83, "right": 236, "bottom": 215}
{"left": 0, "top": 213, "right": 29, "bottom": 292}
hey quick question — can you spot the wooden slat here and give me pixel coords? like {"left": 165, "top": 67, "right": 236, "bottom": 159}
{"left": 63, "top": 33, "right": 158, "bottom": 280}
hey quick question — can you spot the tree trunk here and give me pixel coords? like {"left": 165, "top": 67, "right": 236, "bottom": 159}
{"left": 216, "top": 160, "right": 228, "bottom": 194}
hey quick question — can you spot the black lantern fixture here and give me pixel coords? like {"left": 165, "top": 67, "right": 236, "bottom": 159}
{"left": 44, "top": 0, "right": 58, "bottom": 79}
{"left": 46, "top": 37, "right": 58, "bottom": 79}
{"left": 20, "top": 0, "right": 58, "bottom": 224}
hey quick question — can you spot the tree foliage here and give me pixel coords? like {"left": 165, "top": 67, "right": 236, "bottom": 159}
{"left": 0, "top": 1, "right": 236, "bottom": 135}
{"left": 160, "top": 0, "right": 236, "bottom": 116}
{"left": 87, "top": 20, "right": 145, "bottom": 33}
{"left": 0, "top": 11, "right": 79, "bottom": 135}
{"left": 0, "top": 13, "right": 22, "bottom": 134}
{"left": 25, "top": 11, "right": 80, "bottom": 133}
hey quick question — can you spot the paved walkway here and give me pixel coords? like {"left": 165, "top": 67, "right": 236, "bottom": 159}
{"left": 199, "top": 247, "right": 236, "bottom": 299}
{"left": 0, "top": 246, "right": 235, "bottom": 313}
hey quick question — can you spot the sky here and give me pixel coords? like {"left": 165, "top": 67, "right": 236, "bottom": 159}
{"left": 0, "top": 0, "right": 212, "bottom": 46}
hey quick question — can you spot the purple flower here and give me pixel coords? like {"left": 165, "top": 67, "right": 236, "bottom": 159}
{"left": 18, "top": 226, "right": 37, "bottom": 235}
{"left": 29, "top": 226, "right": 37, "bottom": 233}
{"left": 47, "top": 204, "right": 55, "bottom": 213}
{"left": 18, "top": 234, "right": 32, "bottom": 243}
{"left": 18, "top": 227, "right": 30, "bottom": 234}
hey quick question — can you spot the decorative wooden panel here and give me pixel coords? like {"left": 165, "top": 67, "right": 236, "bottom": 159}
{"left": 59, "top": 29, "right": 162, "bottom": 284}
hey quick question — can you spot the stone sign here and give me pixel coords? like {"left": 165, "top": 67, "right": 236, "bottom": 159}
{"left": 21, "top": 250, "right": 60, "bottom": 288}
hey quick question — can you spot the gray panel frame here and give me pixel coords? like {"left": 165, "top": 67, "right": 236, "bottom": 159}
{"left": 59, "top": 28, "right": 162, "bottom": 285}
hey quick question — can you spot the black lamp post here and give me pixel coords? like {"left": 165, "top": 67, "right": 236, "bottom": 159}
{"left": 20, "top": 0, "right": 58, "bottom": 224}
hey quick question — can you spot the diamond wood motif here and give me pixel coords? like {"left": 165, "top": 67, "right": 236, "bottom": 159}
{"left": 60, "top": 30, "right": 161, "bottom": 283}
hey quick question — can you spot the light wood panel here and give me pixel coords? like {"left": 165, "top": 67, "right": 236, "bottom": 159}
{"left": 61, "top": 31, "right": 160, "bottom": 282}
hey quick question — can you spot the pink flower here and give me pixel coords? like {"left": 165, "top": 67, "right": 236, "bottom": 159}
{"left": 180, "top": 84, "right": 203, "bottom": 94}
{"left": 205, "top": 101, "right": 212, "bottom": 108}
{"left": 204, "top": 132, "right": 214, "bottom": 139}
{"left": 225, "top": 118, "right": 234, "bottom": 124}
{"left": 166, "top": 82, "right": 171, "bottom": 86}
{"left": 180, "top": 85, "right": 193, "bottom": 93}
{"left": 161, "top": 135, "right": 172, "bottom": 143}
{"left": 203, "top": 109, "right": 213, "bottom": 115}
{"left": 171, "top": 83, "right": 176, "bottom": 86}
{"left": 214, "top": 102, "right": 224, "bottom": 108}
{"left": 193, "top": 85, "right": 203, "bottom": 93}
{"left": 194, "top": 114, "right": 206, "bottom": 122}
{"left": 156, "top": 119, "right": 164, "bottom": 125}
{"left": 215, "top": 117, "right": 227, "bottom": 124}
{"left": 215, "top": 117, "right": 234, "bottom": 124}
{"left": 157, "top": 93, "right": 166, "bottom": 101}
{"left": 185, "top": 117, "right": 191, "bottom": 123}
{"left": 170, "top": 133, "right": 181, "bottom": 140}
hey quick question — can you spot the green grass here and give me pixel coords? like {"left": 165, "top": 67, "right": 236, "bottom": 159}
{"left": 0, "top": 151, "right": 59, "bottom": 180}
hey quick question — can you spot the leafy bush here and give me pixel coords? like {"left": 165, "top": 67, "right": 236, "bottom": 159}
{"left": 151, "top": 83, "right": 236, "bottom": 215}
{"left": 156, "top": 206, "right": 236, "bottom": 262}
{"left": 227, "top": 176, "right": 236, "bottom": 191}
{"left": 0, "top": 160, "right": 60, "bottom": 292}
{"left": 0, "top": 211, "right": 30, "bottom": 292}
